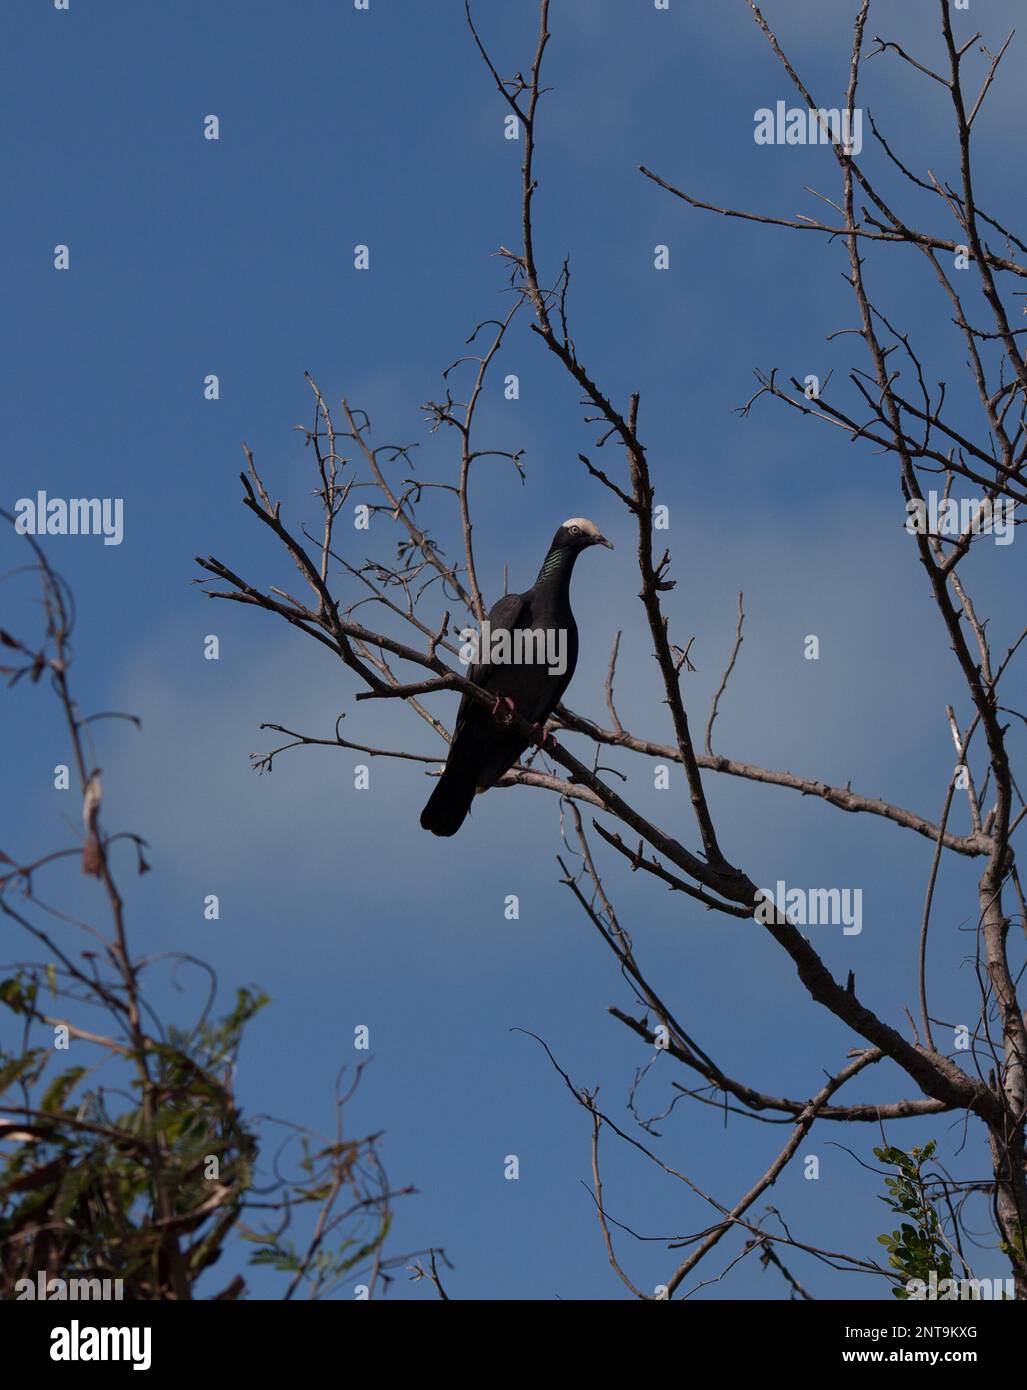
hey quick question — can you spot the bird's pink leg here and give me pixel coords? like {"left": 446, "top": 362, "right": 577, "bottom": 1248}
{"left": 490, "top": 694, "right": 517, "bottom": 727}
{"left": 531, "top": 722, "right": 557, "bottom": 752}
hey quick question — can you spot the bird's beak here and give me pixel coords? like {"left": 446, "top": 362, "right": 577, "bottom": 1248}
{"left": 594, "top": 534, "right": 613, "bottom": 550}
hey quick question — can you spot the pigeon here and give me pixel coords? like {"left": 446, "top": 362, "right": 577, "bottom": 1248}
{"left": 420, "top": 517, "right": 612, "bottom": 836}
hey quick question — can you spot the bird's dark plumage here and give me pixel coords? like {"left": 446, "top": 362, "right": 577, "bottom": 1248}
{"left": 421, "top": 518, "right": 612, "bottom": 836}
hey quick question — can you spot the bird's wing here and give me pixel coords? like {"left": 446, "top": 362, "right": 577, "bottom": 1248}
{"left": 451, "top": 591, "right": 527, "bottom": 734}
{"left": 466, "top": 591, "right": 528, "bottom": 688}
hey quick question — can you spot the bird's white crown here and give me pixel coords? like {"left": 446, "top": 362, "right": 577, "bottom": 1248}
{"left": 561, "top": 517, "right": 602, "bottom": 537}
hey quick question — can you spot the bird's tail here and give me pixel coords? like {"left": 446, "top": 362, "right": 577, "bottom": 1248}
{"left": 420, "top": 758, "right": 478, "bottom": 837}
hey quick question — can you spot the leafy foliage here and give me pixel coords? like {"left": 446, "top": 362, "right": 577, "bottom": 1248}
{"left": 0, "top": 542, "right": 421, "bottom": 1299}
{"left": 874, "top": 1142, "right": 954, "bottom": 1298}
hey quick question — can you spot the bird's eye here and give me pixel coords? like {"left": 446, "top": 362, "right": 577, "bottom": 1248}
{"left": 570, "top": 525, "right": 580, "bottom": 535}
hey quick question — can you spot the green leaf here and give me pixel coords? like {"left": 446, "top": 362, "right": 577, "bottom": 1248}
{"left": 40, "top": 1067, "right": 87, "bottom": 1113}
{"left": 0, "top": 1050, "right": 45, "bottom": 1094}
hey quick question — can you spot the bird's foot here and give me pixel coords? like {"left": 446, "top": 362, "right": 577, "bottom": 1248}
{"left": 490, "top": 694, "right": 517, "bottom": 727}
{"left": 531, "top": 722, "right": 557, "bottom": 752}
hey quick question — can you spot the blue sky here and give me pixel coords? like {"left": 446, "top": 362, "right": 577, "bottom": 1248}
{"left": 3, "top": 0, "right": 1026, "bottom": 1299}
